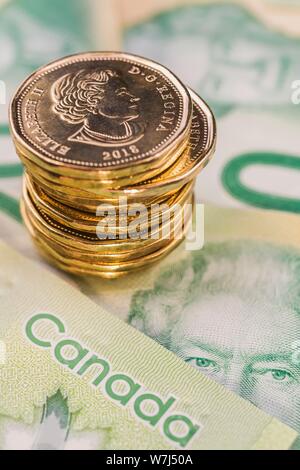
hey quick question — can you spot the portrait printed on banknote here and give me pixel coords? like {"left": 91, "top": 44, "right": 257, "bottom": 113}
{"left": 129, "top": 241, "right": 300, "bottom": 434}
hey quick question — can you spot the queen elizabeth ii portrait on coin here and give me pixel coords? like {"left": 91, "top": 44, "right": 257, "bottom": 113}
{"left": 129, "top": 240, "right": 300, "bottom": 436}
{"left": 52, "top": 69, "right": 144, "bottom": 147}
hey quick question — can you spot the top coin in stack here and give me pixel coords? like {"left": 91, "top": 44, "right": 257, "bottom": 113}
{"left": 10, "top": 51, "right": 193, "bottom": 187}
{"left": 9, "top": 51, "right": 217, "bottom": 278}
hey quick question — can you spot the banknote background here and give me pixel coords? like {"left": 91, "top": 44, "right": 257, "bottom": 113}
{"left": 0, "top": 0, "right": 300, "bottom": 449}
{"left": 2, "top": 240, "right": 296, "bottom": 450}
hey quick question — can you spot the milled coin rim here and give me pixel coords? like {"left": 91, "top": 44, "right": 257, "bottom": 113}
{"left": 121, "top": 89, "right": 217, "bottom": 195}
{"left": 10, "top": 51, "right": 192, "bottom": 171}
{"left": 25, "top": 172, "right": 193, "bottom": 233}
{"left": 27, "top": 172, "right": 183, "bottom": 212}
{"left": 23, "top": 177, "right": 194, "bottom": 246}
{"left": 27, "top": 214, "right": 192, "bottom": 272}
{"left": 16, "top": 133, "right": 189, "bottom": 188}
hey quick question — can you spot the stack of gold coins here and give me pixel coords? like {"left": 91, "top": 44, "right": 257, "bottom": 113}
{"left": 9, "top": 52, "right": 216, "bottom": 278}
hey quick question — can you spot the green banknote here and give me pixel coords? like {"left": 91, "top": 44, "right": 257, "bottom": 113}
{"left": 1, "top": 240, "right": 296, "bottom": 450}
{"left": 1, "top": 0, "right": 300, "bottom": 450}
{"left": 74, "top": 205, "right": 300, "bottom": 451}
{"left": 122, "top": 0, "right": 300, "bottom": 213}
{"left": 117, "top": 0, "right": 300, "bottom": 37}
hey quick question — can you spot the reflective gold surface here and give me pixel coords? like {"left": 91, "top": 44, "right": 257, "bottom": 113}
{"left": 9, "top": 53, "right": 216, "bottom": 278}
{"left": 10, "top": 51, "right": 192, "bottom": 177}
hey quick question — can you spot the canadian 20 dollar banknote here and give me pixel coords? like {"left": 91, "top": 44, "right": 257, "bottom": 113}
{"left": 1, "top": 0, "right": 300, "bottom": 450}
{"left": 1, "top": 241, "right": 296, "bottom": 450}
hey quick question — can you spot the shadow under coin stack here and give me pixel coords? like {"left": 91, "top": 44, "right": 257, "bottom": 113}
{"left": 9, "top": 52, "right": 216, "bottom": 278}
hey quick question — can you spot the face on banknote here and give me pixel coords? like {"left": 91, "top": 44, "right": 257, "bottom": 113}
{"left": 2, "top": 240, "right": 296, "bottom": 450}
{"left": 129, "top": 226, "right": 300, "bottom": 434}
{"left": 74, "top": 206, "right": 300, "bottom": 444}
